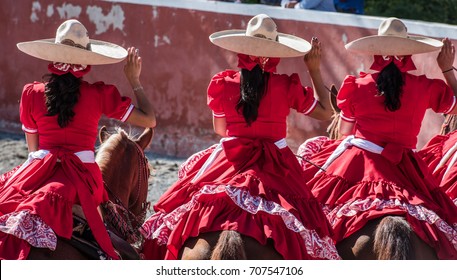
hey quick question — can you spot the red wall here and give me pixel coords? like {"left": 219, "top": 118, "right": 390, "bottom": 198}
{"left": 1, "top": 0, "right": 456, "bottom": 157}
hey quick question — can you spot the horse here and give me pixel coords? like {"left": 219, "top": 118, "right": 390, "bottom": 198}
{"left": 178, "top": 231, "right": 282, "bottom": 260}
{"left": 27, "top": 126, "right": 153, "bottom": 259}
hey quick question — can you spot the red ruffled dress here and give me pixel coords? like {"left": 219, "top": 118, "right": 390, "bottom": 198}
{"left": 0, "top": 80, "right": 134, "bottom": 260}
{"left": 419, "top": 130, "right": 457, "bottom": 204}
{"left": 302, "top": 56, "right": 457, "bottom": 259}
{"left": 141, "top": 55, "right": 340, "bottom": 260}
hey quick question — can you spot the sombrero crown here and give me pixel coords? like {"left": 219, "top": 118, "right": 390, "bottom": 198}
{"left": 209, "top": 14, "right": 311, "bottom": 58}
{"left": 17, "top": 19, "right": 127, "bottom": 65}
{"left": 345, "top": 17, "right": 442, "bottom": 56}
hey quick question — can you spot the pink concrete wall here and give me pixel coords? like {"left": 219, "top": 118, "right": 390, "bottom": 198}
{"left": 1, "top": 0, "right": 455, "bottom": 157}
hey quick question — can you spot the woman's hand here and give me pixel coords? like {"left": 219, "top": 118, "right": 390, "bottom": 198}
{"left": 304, "top": 37, "right": 321, "bottom": 73}
{"left": 124, "top": 46, "right": 142, "bottom": 88}
{"left": 437, "top": 38, "right": 455, "bottom": 72}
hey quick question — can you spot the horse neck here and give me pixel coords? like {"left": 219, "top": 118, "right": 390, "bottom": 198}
{"left": 100, "top": 142, "right": 148, "bottom": 218}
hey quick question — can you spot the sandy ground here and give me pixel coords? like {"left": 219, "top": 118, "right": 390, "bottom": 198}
{"left": 0, "top": 131, "right": 186, "bottom": 215}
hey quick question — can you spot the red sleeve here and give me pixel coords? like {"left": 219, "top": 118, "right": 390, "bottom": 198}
{"left": 427, "top": 78, "right": 456, "bottom": 114}
{"left": 287, "top": 73, "right": 317, "bottom": 115}
{"left": 207, "top": 71, "right": 234, "bottom": 118}
{"left": 337, "top": 75, "right": 357, "bottom": 123}
{"left": 98, "top": 83, "right": 134, "bottom": 122}
{"left": 20, "top": 83, "right": 39, "bottom": 134}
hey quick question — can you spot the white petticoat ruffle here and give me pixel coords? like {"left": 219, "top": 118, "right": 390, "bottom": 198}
{"left": 141, "top": 184, "right": 341, "bottom": 260}
{"left": 324, "top": 197, "right": 457, "bottom": 252}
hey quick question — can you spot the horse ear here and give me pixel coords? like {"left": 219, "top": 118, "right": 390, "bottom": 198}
{"left": 329, "top": 84, "right": 340, "bottom": 113}
{"left": 99, "top": 126, "right": 110, "bottom": 144}
{"left": 136, "top": 128, "right": 154, "bottom": 150}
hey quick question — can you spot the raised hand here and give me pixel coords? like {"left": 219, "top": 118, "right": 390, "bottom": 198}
{"left": 124, "top": 46, "right": 142, "bottom": 88}
{"left": 304, "top": 37, "right": 322, "bottom": 72}
{"left": 437, "top": 38, "right": 455, "bottom": 73}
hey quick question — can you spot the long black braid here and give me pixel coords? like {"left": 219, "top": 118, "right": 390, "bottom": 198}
{"left": 376, "top": 61, "right": 405, "bottom": 112}
{"left": 44, "top": 73, "right": 81, "bottom": 128}
{"left": 237, "top": 64, "right": 269, "bottom": 126}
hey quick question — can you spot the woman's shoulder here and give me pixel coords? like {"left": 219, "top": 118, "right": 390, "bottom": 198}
{"left": 271, "top": 72, "right": 300, "bottom": 80}
{"left": 404, "top": 73, "right": 450, "bottom": 91}
{"left": 211, "top": 69, "right": 239, "bottom": 82}
{"left": 81, "top": 80, "right": 119, "bottom": 93}
{"left": 22, "top": 82, "right": 45, "bottom": 96}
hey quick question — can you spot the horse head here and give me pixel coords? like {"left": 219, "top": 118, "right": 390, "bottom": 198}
{"left": 97, "top": 126, "right": 153, "bottom": 244}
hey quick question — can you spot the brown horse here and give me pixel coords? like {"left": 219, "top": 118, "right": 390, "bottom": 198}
{"left": 336, "top": 216, "right": 437, "bottom": 260}
{"left": 28, "top": 126, "right": 153, "bottom": 259}
{"left": 178, "top": 231, "right": 282, "bottom": 260}
{"left": 320, "top": 86, "right": 438, "bottom": 260}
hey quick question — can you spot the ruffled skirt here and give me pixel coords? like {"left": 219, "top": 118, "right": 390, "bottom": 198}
{"left": 0, "top": 151, "right": 112, "bottom": 259}
{"left": 304, "top": 138, "right": 457, "bottom": 259}
{"left": 419, "top": 130, "right": 457, "bottom": 202}
{"left": 140, "top": 137, "right": 340, "bottom": 260}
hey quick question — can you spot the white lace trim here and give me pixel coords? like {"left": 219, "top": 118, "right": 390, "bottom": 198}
{"left": 141, "top": 184, "right": 341, "bottom": 260}
{"left": 326, "top": 198, "right": 457, "bottom": 251}
{"left": 0, "top": 210, "right": 57, "bottom": 250}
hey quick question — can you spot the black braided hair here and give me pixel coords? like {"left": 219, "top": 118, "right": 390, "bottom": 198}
{"left": 44, "top": 73, "right": 81, "bottom": 128}
{"left": 237, "top": 64, "right": 269, "bottom": 126}
{"left": 376, "top": 61, "right": 405, "bottom": 112}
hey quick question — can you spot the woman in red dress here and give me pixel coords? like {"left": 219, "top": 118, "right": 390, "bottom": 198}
{"left": 302, "top": 18, "right": 457, "bottom": 259}
{"left": 419, "top": 39, "right": 457, "bottom": 205}
{"left": 140, "top": 14, "right": 340, "bottom": 260}
{"left": 0, "top": 19, "right": 156, "bottom": 259}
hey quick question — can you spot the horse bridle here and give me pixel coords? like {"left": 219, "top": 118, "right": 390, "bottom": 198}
{"left": 103, "top": 141, "right": 151, "bottom": 243}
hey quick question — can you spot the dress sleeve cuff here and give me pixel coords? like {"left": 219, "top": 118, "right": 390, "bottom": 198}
{"left": 340, "top": 112, "right": 356, "bottom": 122}
{"left": 444, "top": 96, "right": 456, "bottom": 114}
{"left": 120, "top": 104, "right": 135, "bottom": 122}
{"left": 22, "top": 124, "right": 38, "bottom": 134}
{"left": 212, "top": 111, "right": 226, "bottom": 118}
{"left": 302, "top": 99, "right": 318, "bottom": 115}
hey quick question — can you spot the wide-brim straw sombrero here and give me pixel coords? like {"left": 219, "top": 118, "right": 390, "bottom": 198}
{"left": 17, "top": 19, "right": 127, "bottom": 65}
{"left": 209, "top": 14, "right": 311, "bottom": 58}
{"left": 345, "top": 17, "right": 442, "bottom": 56}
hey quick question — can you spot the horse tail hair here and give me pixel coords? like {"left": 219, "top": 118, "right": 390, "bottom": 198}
{"left": 210, "top": 230, "right": 246, "bottom": 260}
{"left": 373, "top": 216, "right": 413, "bottom": 260}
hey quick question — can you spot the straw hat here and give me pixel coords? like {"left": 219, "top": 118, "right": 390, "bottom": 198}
{"left": 17, "top": 19, "right": 127, "bottom": 65}
{"left": 345, "top": 17, "right": 443, "bottom": 56}
{"left": 209, "top": 14, "right": 311, "bottom": 58}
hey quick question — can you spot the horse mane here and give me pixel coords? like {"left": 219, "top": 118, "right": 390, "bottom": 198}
{"left": 96, "top": 127, "right": 139, "bottom": 166}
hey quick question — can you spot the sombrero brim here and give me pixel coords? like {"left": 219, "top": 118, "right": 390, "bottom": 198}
{"left": 209, "top": 30, "right": 311, "bottom": 58}
{"left": 17, "top": 39, "right": 128, "bottom": 65}
{"left": 345, "top": 35, "right": 443, "bottom": 56}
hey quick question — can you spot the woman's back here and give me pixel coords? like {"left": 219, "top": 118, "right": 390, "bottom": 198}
{"left": 21, "top": 81, "right": 133, "bottom": 152}
{"left": 208, "top": 70, "right": 317, "bottom": 141}
{"left": 339, "top": 72, "right": 454, "bottom": 148}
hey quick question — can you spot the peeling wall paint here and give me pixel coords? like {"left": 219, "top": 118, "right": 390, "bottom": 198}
{"left": 2, "top": 0, "right": 457, "bottom": 157}
{"left": 86, "top": 5, "right": 125, "bottom": 35}
{"left": 30, "top": 1, "right": 41, "bottom": 22}
{"left": 56, "top": 3, "right": 82, "bottom": 19}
